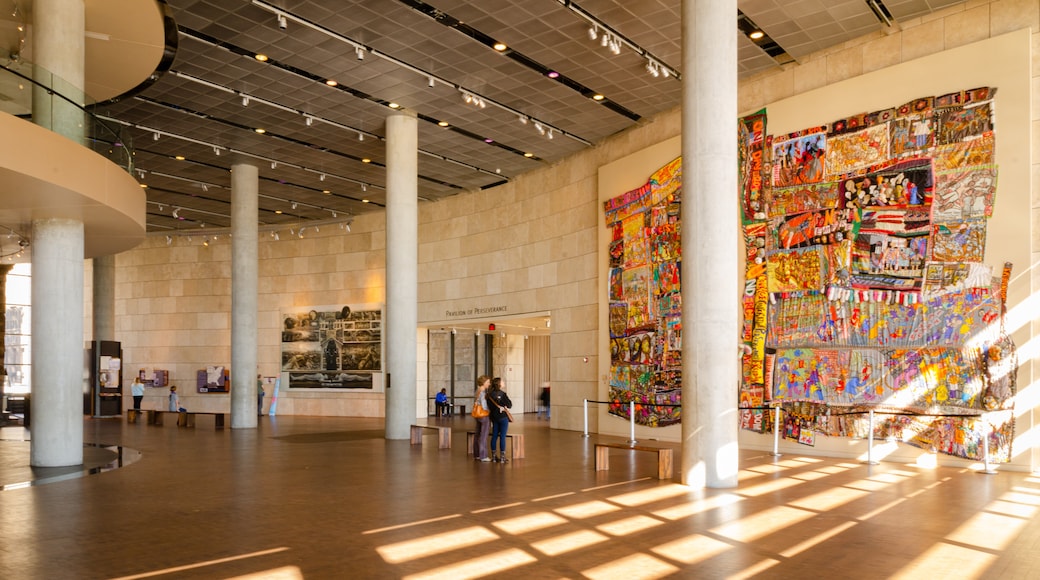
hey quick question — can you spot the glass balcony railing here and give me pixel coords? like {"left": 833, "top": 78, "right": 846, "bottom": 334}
{"left": 0, "top": 60, "right": 134, "bottom": 174}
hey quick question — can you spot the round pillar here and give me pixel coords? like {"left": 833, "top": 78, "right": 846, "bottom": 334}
{"left": 230, "top": 163, "right": 259, "bottom": 428}
{"left": 384, "top": 110, "right": 418, "bottom": 440}
{"left": 30, "top": 218, "right": 84, "bottom": 467}
{"left": 680, "top": 0, "right": 740, "bottom": 489}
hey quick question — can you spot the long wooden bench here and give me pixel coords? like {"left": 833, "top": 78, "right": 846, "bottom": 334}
{"left": 594, "top": 442, "right": 673, "bottom": 479}
{"left": 410, "top": 424, "right": 452, "bottom": 449}
{"left": 466, "top": 431, "right": 525, "bottom": 459}
{"left": 146, "top": 410, "right": 227, "bottom": 429}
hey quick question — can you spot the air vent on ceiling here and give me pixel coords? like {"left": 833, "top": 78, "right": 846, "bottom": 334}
{"left": 866, "top": 0, "right": 894, "bottom": 27}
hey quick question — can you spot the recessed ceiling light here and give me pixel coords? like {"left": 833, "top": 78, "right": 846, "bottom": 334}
{"left": 362, "top": 158, "right": 371, "bottom": 163}
{"left": 547, "top": 71, "right": 560, "bottom": 78}
{"left": 437, "top": 120, "right": 449, "bottom": 127}
{"left": 275, "top": 210, "right": 283, "bottom": 214}
{"left": 325, "top": 79, "right": 338, "bottom": 86}
{"left": 255, "top": 128, "right": 266, "bottom": 134}
{"left": 592, "top": 94, "right": 605, "bottom": 101}
{"left": 388, "top": 102, "right": 401, "bottom": 109}
{"left": 322, "top": 189, "right": 331, "bottom": 194}
{"left": 362, "top": 199, "right": 370, "bottom": 203}
{"left": 140, "top": 184, "right": 148, "bottom": 188}
{"left": 523, "top": 152, "right": 534, "bottom": 158}
{"left": 749, "top": 30, "right": 765, "bottom": 40}
{"left": 255, "top": 53, "right": 268, "bottom": 62}
{"left": 175, "top": 155, "right": 185, "bottom": 160}
{"left": 484, "top": 138, "right": 493, "bottom": 143}
{"left": 493, "top": 42, "right": 507, "bottom": 51}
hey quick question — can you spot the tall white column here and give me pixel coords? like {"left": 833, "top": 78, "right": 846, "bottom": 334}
{"left": 384, "top": 110, "right": 418, "bottom": 440}
{"left": 32, "top": 0, "right": 85, "bottom": 144}
{"left": 92, "top": 255, "right": 115, "bottom": 342}
{"left": 230, "top": 163, "right": 259, "bottom": 428}
{"left": 30, "top": 218, "right": 84, "bottom": 467}
{"left": 680, "top": 0, "right": 740, "bottom": 489}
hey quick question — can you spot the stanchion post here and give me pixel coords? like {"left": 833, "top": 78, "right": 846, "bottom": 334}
{"left": 628, "top": 401, "right": 636, "bottom": 444}
{"left": 980, "top": 415, "right": 998, "bottom": 475}
{"left": 771, "top": 405, "right": 782, "bottom": 457}
{"left": 866, "top": 410, "right": 879, "bottom": 465}
{"left": 582, "top": 399, "right": 589, "bottom": 438}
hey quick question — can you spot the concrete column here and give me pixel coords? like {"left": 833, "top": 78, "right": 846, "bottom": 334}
{"left": 30, "top": 218, "right": 84, "bottom": 467}
{"left": 230, "top": 163, "right": 259, "bottom": 428}
{"left": 32, "top": 0, "right": 86, "bottom": 144}
{"left": 384, "top": 110, "right": 418, "bottom": 440}
{"left": 680, "top": 0, "right": 739, "bottom": 489}
{"left": 0, "top": 264, "right": 14, "bottom": 417}
{"left": 92, "top": 255, "right": 116, "bottom": 342}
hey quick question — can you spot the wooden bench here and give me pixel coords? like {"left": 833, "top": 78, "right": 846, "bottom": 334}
{"left": 146, "top": 410, "right": 227, "bottom": 429}
{"left": 594, "top": 443, "right": 673, "bottom": 479}
{"left": 410, "top": 424, "right": 452, "bottom": 449}
{"left": 466, "top": 431, "right": 525, "bottom": 459}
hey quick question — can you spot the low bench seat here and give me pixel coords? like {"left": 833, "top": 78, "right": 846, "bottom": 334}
{"left": 410, "top": 424, "right": 452, "bottom": 448}
{"left": 594, "top": 442, "right": 673, "bottom": 479}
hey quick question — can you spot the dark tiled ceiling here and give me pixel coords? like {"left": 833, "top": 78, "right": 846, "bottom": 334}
{"left": 77, "top": 0, "right": 968, "bottom": 233}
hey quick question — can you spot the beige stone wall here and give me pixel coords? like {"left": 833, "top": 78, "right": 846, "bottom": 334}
{"left": 110, "top": 1, "right": 1038, "bottom": 464}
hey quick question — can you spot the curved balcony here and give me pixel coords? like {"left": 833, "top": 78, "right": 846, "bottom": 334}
{"left": 0, "top": 62, "right": 146, "bottom": 258}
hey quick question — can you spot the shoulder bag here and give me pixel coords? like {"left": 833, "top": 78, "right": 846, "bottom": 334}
{"left": 471, "top": 403, "right": 489, "bottom": 418}
{"left": 490, "top": 397, "right": 514, "bottom": 422}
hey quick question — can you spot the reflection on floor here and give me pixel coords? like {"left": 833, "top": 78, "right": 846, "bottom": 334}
{"left": 1, "top": 413, "right": 1038, "bottom": 579}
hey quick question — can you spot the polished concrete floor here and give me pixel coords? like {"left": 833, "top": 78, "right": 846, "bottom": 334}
{"left": 1, "top": 413, "right": 1039, "bottom": 579}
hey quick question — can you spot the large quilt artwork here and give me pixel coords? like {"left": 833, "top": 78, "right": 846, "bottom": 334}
{"left": 739, "top": 87, "right": 1018, "bottom": 462}
{"left": 604, "top": 159, "right": 683, "bottom": 426}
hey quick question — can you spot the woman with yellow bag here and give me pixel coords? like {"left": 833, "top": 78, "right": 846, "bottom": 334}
{"left": 471, "top": 375, "right": 492, "bottom": 462}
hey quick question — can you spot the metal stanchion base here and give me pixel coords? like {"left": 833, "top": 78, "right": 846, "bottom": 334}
{"left": 977, "top": 467, "right": 999, "bottom": 475}
{"left": 582, "top": 434, "right": 590, "bottom": 438}
{"left": 770, "top": 452, "right": 783, "bottom": 457}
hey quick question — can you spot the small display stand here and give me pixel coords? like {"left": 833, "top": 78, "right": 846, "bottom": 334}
{"left": 86, "top": 340, "right": 122, "bottom": 417}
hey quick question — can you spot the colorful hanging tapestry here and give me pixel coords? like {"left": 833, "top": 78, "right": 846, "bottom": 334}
{"left": 737, "top": 87, "right": 1018, "bottom": 461}
{"left": 603, "top": 159, "right": 684, "bottom": 426}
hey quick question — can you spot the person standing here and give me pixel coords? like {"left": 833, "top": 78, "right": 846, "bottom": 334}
{"left": 540, "top": 384, "right": 551, "bottom": 419}
{"left": 472, "top": 375, "right": 491, "bottom": 462}
{"left": 257, "top": 374, "right": 265, "bottom": 416}
{"left": 488, "top": 377, "right": 513, "bottom": 463}
{"left": 131, "top": 377, "right": 145, "bottom": 411}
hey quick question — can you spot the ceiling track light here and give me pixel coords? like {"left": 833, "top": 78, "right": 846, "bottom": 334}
{"left": 319, "top": 174, "right": 326, "bottom": 181}
{"left": 152, "top": 132, "right": 160, "bottom": 141}
{"left": 358, "top": 132, "right": 364, "bottom": 141}
{"left": 172, "top": 207, "right": 180, "bottom": 218}
{"left": 165, "top": 235, "right": 172, "bottom": 245}
{"left": 201, "top": 184, "right": 209, "bottom": 192}
{"left": 276, "top": 14, "right": 287, "bottom": 29}
{"left": 213, "top": 146, "right": 220, "bottom": 156}
{"left": 588, "top": 25, "right": 598, "bottom": 40}
{"left": 274, "top": 232, "right": 280, "bottom": 240}
{"left": 345, "top": 223, "right": 351, "bottom": 232}
{"left": 158, "top": 204, "right": 164, "bottom": 211}
{"left": 355, "top": 46, "right": 364, "bottom": 60}
{"left": 305, "top": 116, "right": 314, "bottom": 126}
{"left": 291, "top": 201, "right": 298, "bottom": 210}
{"left": 271, "top": 161, "right": 277, "bottom": 169}
{"left": 427, "top": 76, "right": 435, "bottom": 87}
{"left": 241, "top": 96, "right": 250, "bottom": 106}
{"left": 361, "top": 183, "right": 367, "bottom": 192}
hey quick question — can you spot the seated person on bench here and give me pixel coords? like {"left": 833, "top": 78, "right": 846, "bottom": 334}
{"left": 435, "top": 388, "right": 450, "bottom": 416}
{"left": 169, "top": 385, "right": 186, "bottom": 413}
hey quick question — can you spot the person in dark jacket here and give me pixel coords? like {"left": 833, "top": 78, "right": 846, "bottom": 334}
{"left": 488, "top": 377, "right": 513, "bottom": 463}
